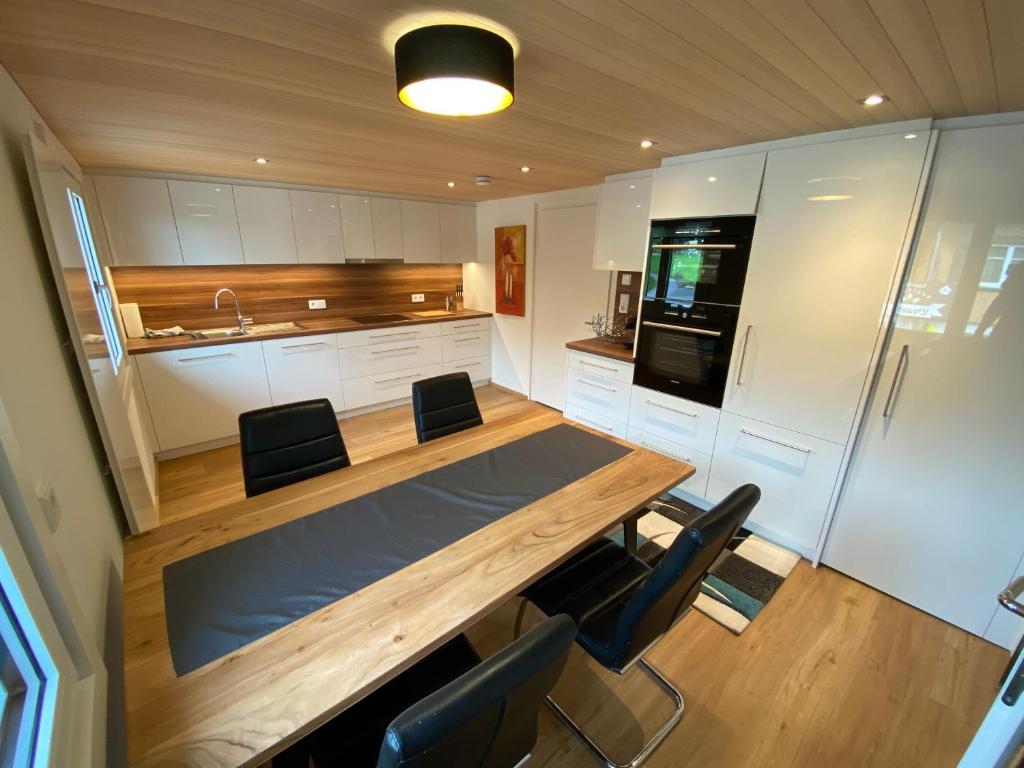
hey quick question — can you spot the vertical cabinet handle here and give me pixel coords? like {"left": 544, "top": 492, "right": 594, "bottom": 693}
{"left": 882, "top": 344, "right": 910, "bottom": 419}
{"left": 735, "top": 324, "right": 753, "bottom": 386}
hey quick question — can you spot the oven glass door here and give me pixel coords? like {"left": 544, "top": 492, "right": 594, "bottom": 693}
{"left": 634, "top": 321, "right": 735, "bottom": 407}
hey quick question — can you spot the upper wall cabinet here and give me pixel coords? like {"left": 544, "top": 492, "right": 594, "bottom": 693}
{"left": 650, "top": 152, "right": 766, "bottom": 220}
{"left": 439, "top": 204, "right": 477, "bottom": 263}
{"left": 721, "top": 133, "right": 929, "bottom": 444}
{"left": 167, "top": 180, "right": 244, "bottom": 265}
{"left": 233, "top": 186, "right": 298, "bottom": 264}
{"left": 338, "top": 194, "right": 375, "bottom": 260}
{"left": 291, "top": 190, "right": 344, "bottom": 263}
{"left": 93, "top": 175, "right": 183, "bottom": 266}
{"left": 400, "top": 201, "right": 441, "bottom": 263}
{"left": 593, "top": 175, "right": 653, "bottom": 272}
{"left": 370, "top": 197, "right": 404, "bottom": 261}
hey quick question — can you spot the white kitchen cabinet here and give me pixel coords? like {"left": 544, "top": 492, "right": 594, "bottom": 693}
{"left": 707, "top": 411, "right": 845, "bottom": 558}
{"left": 370, "top": 197, "right": 404, "bottom": 261}
{"left": 439, "top": 204, "right": 477, "bottom": 263}
{"left": 628, "top": 386, "right": 719, "bottom": 456}
{"left": 566, "top": 350, "right": 633, "bottom": 383}
{"left": 442, "top": 317, "right": 489, "bottom": 336}
{"left": 442, "top": 328, "right": 489, "bottom": 362}
{"left": 593, "top": 175, "right": 653, "bottom": 271}
{"left": 443, "top": 355, "right": 491, "bottom": 382}
{"left": 400, "top": 201, "right": 441, "bottom": 263}
{"left": 338, "top": 336, "right": 443, "bottom": 380}
{"left": 93, "top": 175, "right": 183, "bottom": 265}
{"left": 565, "top": 370, "right": 632, "bottom": 423}
{"left": 134, "top": 342, "right": 271, "bottom": 452}
{"left": 336, "top": 322, "right": 441, "bottom": 349}
{"left": 721, "top": 133, "right": 929, "bottom": 444}
{"left": 167, "top": 180, "right": 244, "bottom": 265}
{"left": 343, "top": 364, "right": 443, "bottom": 410}
{"left": 291, "top": 190, "right": 344, "bottom": 263}
{"left": 233, "top": 185, "right": 298, "bottom": 264}
{"left": 627, "top": 427, "right": 711, "bottom": 498}
{"left": 338, "top": 194, "right": 375, "bottom": 260}
{"left": 563, "top": 402, "right": 628, "bottom": 440}
{"left": 261, "top": 334, "right": 344, "bottom": 411}
{"left": 650, "top": 152, "right": 766, "bottom": 219}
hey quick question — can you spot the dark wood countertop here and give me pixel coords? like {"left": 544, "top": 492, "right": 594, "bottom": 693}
{"left": 565, "top": 337, "right": 635, "bottom": 363}
{"left": 126, "top": 309, "right": 493, "bottom": 355}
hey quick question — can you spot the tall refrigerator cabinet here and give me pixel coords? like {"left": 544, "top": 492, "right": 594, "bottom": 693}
{"left": 823, "top": 122, "right": 1024, "bottom": 650}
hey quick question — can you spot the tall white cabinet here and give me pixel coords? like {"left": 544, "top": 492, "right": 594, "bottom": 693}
{"left": 824, "top": 123, "right": 1024, "bottom": 650}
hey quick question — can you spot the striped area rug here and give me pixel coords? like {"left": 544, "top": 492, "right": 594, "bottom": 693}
{"left": 626, "top": 497, "right": 800, "bottom": 634}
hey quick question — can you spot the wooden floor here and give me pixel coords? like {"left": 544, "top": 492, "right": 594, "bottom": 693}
{"left": 157, "top": 385, "right": 1009, "bottom": 767}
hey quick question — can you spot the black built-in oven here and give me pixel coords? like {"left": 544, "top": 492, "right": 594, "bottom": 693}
{"left": 634, "top": 215, "right": 756, "bottom": 408}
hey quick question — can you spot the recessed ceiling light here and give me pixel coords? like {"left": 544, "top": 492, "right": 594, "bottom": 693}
{"left": 904, "top": 133, "right": 918, "bottom": 139}
{"left": 395, "top": 25, "right": 514, "bottom": 116}
{"left": 628, "top": 185, "right": 636, "bottom": 190}
{"left": 859, "top": 94, "right": 887, "bottom": 106}
{"left": 707, "top": 176, "right": 718, "bottom": 182}
{"left": 640, "top": 139, "right": 656, "bottom": 149}
{"left": 447, "top": 181, "right": 456, "bottom": 188}
{"left": 520, "top": 166, "right": 531, "bottom": 173}
{"left": 254, "top": 157, "right": 269, "bottom": 164}
{"left": 807, "top": 194, "right": 854, "bottom": 202}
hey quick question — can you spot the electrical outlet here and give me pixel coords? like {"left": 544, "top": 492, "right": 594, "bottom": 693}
{"left": 621, "top": 273, "right": 632, "bottom": 286}
{"left": 411, "top": 293, "right": 425, "bottom": 303}
{"left": 618, "top": 293, "right": 630, "bottom": 314}
{"left": 34, "top": 480, "right": 61, "bottom": 532}
{"left": 308, "top": 299, "right": 327, "bottom": 310}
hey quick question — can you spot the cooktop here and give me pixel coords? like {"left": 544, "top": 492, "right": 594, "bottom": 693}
{"left": 349, "top": 313, "right": 411, "bottom": 325}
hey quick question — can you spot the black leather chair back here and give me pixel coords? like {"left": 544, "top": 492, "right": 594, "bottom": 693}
{"left": 377, "top": 614, "right": 576, "bottom": 768}
{"left": 411, "top": 372, "right": 483, "bottom": 444}
{"left": 238, "top": 398, "right": 350, "bottom": 497}
{"left": 609, "top": 484, "right": 761, "bottom": 669}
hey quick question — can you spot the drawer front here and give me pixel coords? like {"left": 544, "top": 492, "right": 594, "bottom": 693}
{"left": 628, "top": 386, "right": 720, "bottom": 455}
{"left": 567, "top": 350, "right": 634, "bottom": 383}
{"left": 342, "top": 364, "right": 444, "bottom": 410}
{"left": 336, "top": 323, "right": 442, "bottom": 349}
{"left": 565, "top": 371, "right": 631, "bottom": 422}
{"left": 338, "top": 336, "right": 442, "bottom": 380}
{"left": 563, "top": 403, "right": 628, "bottom": 440}
{"left": 442, "top": 330, "right": 490, "bottom": 362}
{"left": 707, "top": 412, "right": 845, "bottom": 557}
{"left": 261, "top": 334, "right": 344, "bottom": 411}
{"left": 627, "top": 427, "right": 710, "bottom": 498}
{"left": 443, "top": 354, "right": 491, "bottom": 381}
{"left": 442, "top": 318, "right": 490, "bottom": 336}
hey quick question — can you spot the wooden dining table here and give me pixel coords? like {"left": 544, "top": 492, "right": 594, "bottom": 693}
{"left": 123, "top": 405, "right": 693, "bottom": 767}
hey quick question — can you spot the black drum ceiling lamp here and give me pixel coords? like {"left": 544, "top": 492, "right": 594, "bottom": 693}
{"left": 394, "top": 24, "right": 514, "bottom": 117}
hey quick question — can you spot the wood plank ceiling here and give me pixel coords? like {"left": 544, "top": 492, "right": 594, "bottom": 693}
{"left": 0, "top": 0, "right": 1019, "bottom": 201}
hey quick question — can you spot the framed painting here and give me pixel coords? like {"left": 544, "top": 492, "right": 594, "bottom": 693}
{"left": 495, "top": 224, "right": 526, "bottom": 316}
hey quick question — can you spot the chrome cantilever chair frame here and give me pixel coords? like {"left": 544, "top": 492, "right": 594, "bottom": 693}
{"left": 514, "top": 601, "right": 687, "bottom": 768}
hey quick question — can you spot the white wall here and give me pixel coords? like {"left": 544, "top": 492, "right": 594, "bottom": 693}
{"left": 0, "top": 65, "right": 124, "bottom": 757}
{"left": 465, "top": 186, "right": 600, "bottom": 394}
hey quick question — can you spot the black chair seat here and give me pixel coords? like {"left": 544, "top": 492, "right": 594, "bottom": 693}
{"left": 524, "top": 540, "right": 651, "bottom": 668}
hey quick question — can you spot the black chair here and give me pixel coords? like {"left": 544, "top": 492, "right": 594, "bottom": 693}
{"left": 411, "top": 372, "right": 483, "bottom": 444}
{"left": 517, "top": 484, "right": 761, "bottom": 767}
{"left": 238, "top": 398, "right": 350, "bottom": 497}
{"left": 275, "top": 614, "right": 577, "bottom": 768}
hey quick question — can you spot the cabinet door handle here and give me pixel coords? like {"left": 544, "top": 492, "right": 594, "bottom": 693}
{"left": 735, "top": 324, "right": 753, "bottom": 386}
{"left": 281, "top": 341, "right": 326, "bottom": 351}
{"left": 882, "top": 344, "right": 909, "bottom": 419}
{"left": 575, "top": 415, "right": 613, "bottom": 432}
{"left": 453, "top": 323, "right": 482, "bottom": 330}
{"left": 998, "top": 576, "right": 1024, "bottom": 618}
{"left": 177, "top": 352, "right": 233, "bottom": 363}
{"left": 580, "top": 359, "right": 618, "bottom": 373}
{"left": 642, "top": 320, "right": 722, "bottom": 337}
{"left": 646, "top": 399, "right": 697, "bottom": 418}
{"left": 651, "top": 243, "right": 737, "bottom": 250}
{"left": 370, "top": 345, "right": 419, "bottom": 355}
{"left": 639, "top": 440, "right": 691, "bottom": 463}
{"left": 577, "top": 378, "right": 617, "bottom": 393}
{"left": 370, "top": 330, "right": 417, "bottom": 339}
{"left": 454, "top": 336, "right": 481, "bottom": 342}
{"left": 739, "top": 428, "right": 812, "bottom": 455}
{"left": 456, "top": 361, "right": 480, "bottom": 367}
{"left": 374, "top": 372, "right": 422, "bottom": 385}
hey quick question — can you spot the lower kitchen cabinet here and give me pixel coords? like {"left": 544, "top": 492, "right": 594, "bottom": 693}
{"left": 443, "top": 355, "right": 491, "bottom": 381}
{"left": 628, "top": 386, "right": 719, "bottom": 456}
{"left": 627, "top": 427, "right": 711, "bottom": 498}
{"left": 135, "top": 342, "right": 271, "bottom": 452}
{"left": 338, "top": 336, "right": 443, "bottom": 379}
{"left": 442, "top": 328, "right": 489, "bottom": 362}
{"left": 262, "top": 334, "right": 344, "bottom": 411}
{"left": 565, "top": 370, "right": 631, "bottom": 422}
{"left": 343, "top": 364, "right": 444, "bottom": 410}
{"left": 564, "top": 402, "right": 628, "bottom": 440}
{"left": 706, "top": 411, "right": 845, "bottom": 558}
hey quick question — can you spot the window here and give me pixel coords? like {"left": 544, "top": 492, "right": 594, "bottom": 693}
{"left": 67, "top": 190, "right": 123, "bottom": 371}
{"left": 980, "top": 244, "right": 1022, "bottom": 289}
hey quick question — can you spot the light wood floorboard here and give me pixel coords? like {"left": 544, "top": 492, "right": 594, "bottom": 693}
{"left": 158, "top": 384, "right": 1008, "bottom": 766}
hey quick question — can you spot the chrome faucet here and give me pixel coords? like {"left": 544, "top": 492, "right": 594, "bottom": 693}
{"left": 214, "top": 288, "right": 252, "bottom": 334}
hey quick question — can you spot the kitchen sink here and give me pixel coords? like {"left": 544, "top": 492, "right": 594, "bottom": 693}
{"left": 191, "top": 321, "right": 304, "bottom": 340}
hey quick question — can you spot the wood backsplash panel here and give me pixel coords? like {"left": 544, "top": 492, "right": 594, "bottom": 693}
{"left": 110, "top": 263, "right": 464, "bottom": 329}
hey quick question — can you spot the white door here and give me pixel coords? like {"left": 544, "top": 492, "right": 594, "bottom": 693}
{"left": 722, "top": 132, "right": 929, "bottom": 444}
{"left": 529, "top": 203, "right": 607, "bottom": 409}
{"left": 824, "top": 123, "right": 1024, "bottom": 648}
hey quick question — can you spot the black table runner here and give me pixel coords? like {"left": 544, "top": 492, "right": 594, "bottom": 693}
{"left": 163, "top": 423, "right": 632, "bottom": 675}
